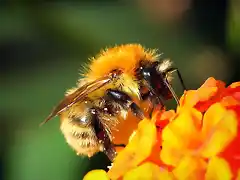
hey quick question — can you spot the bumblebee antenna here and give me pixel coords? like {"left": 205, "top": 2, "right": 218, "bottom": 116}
{"left": 164, "top": 67, "right": 187, "bottom": 106}
{"left": 165, "top": 67, "right": 186, "bottom": 91}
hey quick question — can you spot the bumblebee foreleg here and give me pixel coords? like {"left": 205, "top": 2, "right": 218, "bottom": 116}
{"left": 105, "top": 89, "right": 144, "bottom": 120}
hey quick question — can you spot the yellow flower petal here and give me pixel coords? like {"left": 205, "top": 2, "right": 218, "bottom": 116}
{"left": 179, "top": 90, "right": 199, "bottom": 109}
{"left": 108, "top": 119, "right": 157, "bottom": 179}
{"left": 163, "top": 108, "right": 202, "bottom": 147}
{"left": 173, "top": 156, "right": 207, "bottom": 180}
{"left": 201, "top": 103, "right": 238, "bottom": 158}
{"left": 205, "top": 157, "right": 232, "bottom": 180}
{"left": 123, "top": 162, "right": 173, "bottom": 180}
{"left": 161, "top": 108, "right": 202, "bottom": 166}
{"left": 160, "top": 141, "right": 183, "bottom": 167}
{"left": 83, "top": 170, "right": 109, "bottom": 180}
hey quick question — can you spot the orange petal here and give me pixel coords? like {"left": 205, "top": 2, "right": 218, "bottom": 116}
{"left": 236, "top": 169, "right": 240, "bottom": 180}
{"left": 180, "top": 77, "right": 225, "bottom": 107}
{"left": 83, "top": 170, "right": 109, "bottom": 180}
{"left": 157, "top": 110, "right": 176, "bottom": 121}
{"left": 193, "top": 78, "right": 226, "bottom": 112}
{"left": 123, "top": 162, "right": 173, "bottom": 180}
{"left": 172, "top": 156, "right": 207, "bottom": 180}
{"left": 201, "top": 103, "right": 238, "bottom": 158}
{"left": 179, "top": 87, "right": 218, "bottom": 112}
{"left": 154, "top": 110, "right": 174, "bottom": 132}
{"left": 225, "top": 87, "right": 240, "bottom": 102}
{"left": 197, "top": 87, "right": 219, "bottom": 102}
{"left": 108, "top": 119, "right": 157, "bottom": 179}
{"left": 219, "top": 118, "right": 240, "bottom": 176}
{"left": 197, "top": 77, "right": 225, "bottom": 105}
{"left": 221, "top": 96, "right": 240, "bottom": 107}
{"left": 200, "top": 77, "right": 225, "bottom": 89}
{"left": 205, "top": 157, "right": 232, "bottom": 180}
{"left": 229, "top": 82, "right": 240, "bottom": 88}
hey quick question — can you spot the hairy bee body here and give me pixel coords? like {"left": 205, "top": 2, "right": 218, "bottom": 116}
{"left": 60, "top": 114, "right": 102, "bottom": 157}
{"left": 60, "top": 90, "right": 128, "bottom": 157}
{"left": 57, "top": 45, "right": 157, "bottom": 157}
{"left": 44, "top": 44, "right": 185, "bottom": 161}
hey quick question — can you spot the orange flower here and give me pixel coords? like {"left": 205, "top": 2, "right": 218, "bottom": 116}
{"left": 179, "top": 77, "right": 225, "bottom": 111}
{"left": 179, "top": 77, "right": 240, "bottom": 176}
{"left": 180, "top": 77, "right": 240, "bottom": 113}
{"left": 83, "top": 77, "right": 240, "bottom": 180}
{"left": 161, "top": 103, "right": 237, "bottom": 179}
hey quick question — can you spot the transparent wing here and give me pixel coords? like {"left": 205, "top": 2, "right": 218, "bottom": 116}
{"left": 41, "top": 76, "right": 113, "bottom": 125}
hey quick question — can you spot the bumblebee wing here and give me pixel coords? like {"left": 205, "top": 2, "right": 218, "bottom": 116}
{"left": 41, "top": 76, "right": 112, "bottom": 125}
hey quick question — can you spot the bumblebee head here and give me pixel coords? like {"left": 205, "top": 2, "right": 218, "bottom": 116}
{"left": 136, "top": 59, "right": 184, "bottom": 105}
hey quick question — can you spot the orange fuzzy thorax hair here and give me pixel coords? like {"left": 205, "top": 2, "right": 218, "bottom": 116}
{"left": 84, "top": 44, "right": 159, "bottom": 80}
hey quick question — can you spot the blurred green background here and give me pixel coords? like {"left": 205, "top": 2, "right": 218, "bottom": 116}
{"left": 1, "top": 0, "right": 239, "bottom": 180}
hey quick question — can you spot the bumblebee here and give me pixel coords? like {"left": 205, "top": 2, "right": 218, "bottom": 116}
{"left": 42, "top": 44, "right": 185, "bottom": 161}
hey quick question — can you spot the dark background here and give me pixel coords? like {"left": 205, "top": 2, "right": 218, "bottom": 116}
{"left": 1, "top": 0, "right": 239, "bottom": 180}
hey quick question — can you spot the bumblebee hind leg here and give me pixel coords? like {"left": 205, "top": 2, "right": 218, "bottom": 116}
{"left": 91, "top": 89, "right": 145, "bottom": 161}
{"left": 103, "top": 143, "right": 126, "bottom": 162}
{"left": 103, "top": 143, "right": 117, "bottom": 162}
{"left": 98, "top": 89, "right": 145, "bottom": 161}
{"left": 90, "top": 108, "right": 117, "bottom": 162}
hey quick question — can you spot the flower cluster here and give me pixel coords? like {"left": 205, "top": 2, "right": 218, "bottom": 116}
{"left": 83, "top": 77, "right": 240, "bottom": 180}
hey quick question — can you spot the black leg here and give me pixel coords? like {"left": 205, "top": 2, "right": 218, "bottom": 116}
{"left": 140, "top": 90, "right": 165, "bottom": 118}
{"left": 141, "top": 91, "right": 151, "bottom": 101}
{"left": 145, "top": 83, "right": 166, "bottom": 108}
{"left": 90, "top": 108, "right": 117, "bottom": 162}
{"left": 114, "top": 144, "right": 126, "bottom": 147}
{"left": 165, "top": 67, "right": 187, "bottom": 91}
{"left": 106, "top": 89, "right": 145, "bottom": 120}
{"left": 130, "top": 103, "right": 144, "bottom": 120}
{"left": 140, "top": 91, "right": 154, "bottom": 116}
{"left": 103, "top": 143, "right": 117, "bottom": 162}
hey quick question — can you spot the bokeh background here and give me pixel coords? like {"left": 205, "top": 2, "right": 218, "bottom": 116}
{"left": 1, "top": 0, "right": 240, "bottom": 180}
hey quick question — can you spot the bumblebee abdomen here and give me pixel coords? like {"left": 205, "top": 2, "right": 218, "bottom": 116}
{"left": 60, "top": 116, "right": 103, "bottom": 157}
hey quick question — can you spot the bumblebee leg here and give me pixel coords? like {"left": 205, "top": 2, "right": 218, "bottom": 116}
{"left": 144, "top": 84, "right": 166, "bottom": 109}
{"left": 141, "top": 91, "right": 151, "bottom": 100}
{"left": 90, "top": 108, "right": 117, "bottom": 162}
{"left": 103, "top": 143, "right": 117, "bottom": 162}
{"left": 106, "top": 89, "right": 145, "bottom": 120}
{"left": 114, "top": 144, "right": 126, "bottom": 147}
{"left": 140, "top": 91, "right": 163, "bottom": 118}
{"left": 130, "top": 103, "right": 145, "bottom": 120}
